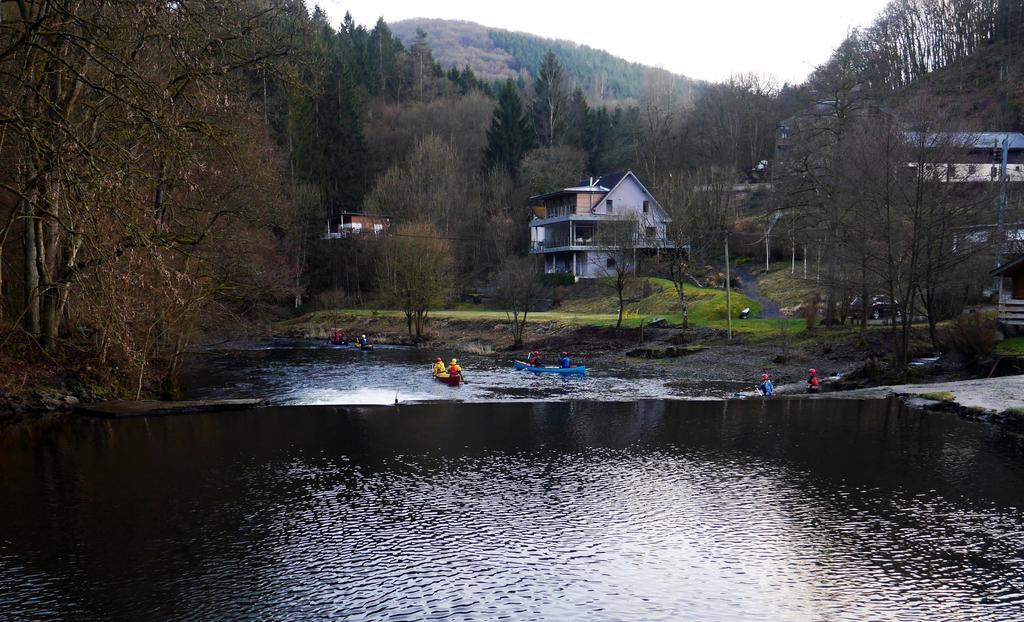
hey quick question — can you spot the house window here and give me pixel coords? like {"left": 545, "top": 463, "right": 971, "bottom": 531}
{"left": 643, "top": 200, "right": 649, "bottom": 213}
{"left": 646, "top": 226, "right": 656, "bottom": 239}
{"left": 606, "top": 257, "right": 616, "bottom": 268}
{"left": 606, "top": 199, "right": 613, "bottom": 213}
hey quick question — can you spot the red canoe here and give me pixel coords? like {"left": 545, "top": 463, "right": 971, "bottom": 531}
{"left": 434, "top": 371, "right": 461, "bottom": 386}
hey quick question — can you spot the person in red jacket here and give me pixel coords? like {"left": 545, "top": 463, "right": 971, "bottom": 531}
{"left": 527, "top": 351, "right": 541, "bottom": 367}
{"left": 807, "top": 368, "right": 821, "bottom": 393}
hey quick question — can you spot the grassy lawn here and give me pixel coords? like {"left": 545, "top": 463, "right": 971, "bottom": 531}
{"left": 297, "top": 308, "right": 654, "bottom": 328}
{"left": 997, "top": 336, "right": 1024, "bottom": 356}
{"left": 557, "top": 277, "right": 763, "bottom": 323}
{"left": 287, "top": 275, "right": 878, "bottom": 346}
{"left": 756, "top": 263, "right": 826, "bottom": 310}
{"left": 290, "top": 277, "right": 767, "bottom": 330}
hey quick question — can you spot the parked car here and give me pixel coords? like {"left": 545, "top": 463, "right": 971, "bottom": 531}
{"left": 849, "top": 295, "right": 901, "bottom": 320}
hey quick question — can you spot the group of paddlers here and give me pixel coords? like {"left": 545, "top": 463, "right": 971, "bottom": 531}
{"left": 432, "top": 358, "right": 463, "bottom": 379}
{"left": 756, "top": 369, "right": 822, "bottom": 397}
{"left": 525, "top": 351, "right": 573, "bottom": 368}
{"left": 328, "top": 329, "right": 370, "bottom": 348}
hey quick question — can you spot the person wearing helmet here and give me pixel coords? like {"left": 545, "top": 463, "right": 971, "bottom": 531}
{"left": 807, "top": 368, "right": 820, "bottom": 393}
{"left": 759, "top": 372, "right": 773, "bottom": 397}
{"left": 358, "top": 333, "right": 369, "bottom": 347}
{"left": 432, "top": 357, "right": 446, "bottom": 376}
{"left": 527, "top": 351, "right": 541, "bottom": 367}
{"left": 448, "top": 358, "right": 462, "bottom": 378}
{"left": 559, "top": 352, "right": 571, "bottom": 368}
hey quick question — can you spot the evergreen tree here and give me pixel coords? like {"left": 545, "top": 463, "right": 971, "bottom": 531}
{"left": 368, "top": 17, "right": 399, "bottom": 103}
{"left": 564, "top": 87, "right": 590, "bottom": 150}
{"left": 409, "top": 27, "right": 432, "bottom": 101}
{"left": 483, "top": 79, "right": 534, "bottom": 175}
{"left": 532, "top": 50, "right": 568, "bottom": 147}
{"left": 585, "top": 105, "right": 638, "bottom": 174}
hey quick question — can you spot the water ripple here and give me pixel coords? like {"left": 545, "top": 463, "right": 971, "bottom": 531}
{"left": 1, "top": 402, "right": 1023, "bottom": 620}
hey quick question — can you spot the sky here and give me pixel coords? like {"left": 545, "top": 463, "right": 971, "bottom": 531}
{"left": 319, "top": 0, "right": 894, "bottom": 84}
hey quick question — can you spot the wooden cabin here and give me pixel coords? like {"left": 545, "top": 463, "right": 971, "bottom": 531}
{"left": 992, "top": 254, "right": 1024, "bottom": 326}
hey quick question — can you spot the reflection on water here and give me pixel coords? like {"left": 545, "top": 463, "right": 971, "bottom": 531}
{"left": 1, "top": 399, "right": 1023, "bottom": 620}
{"left": 182, "top": 340, "right": 710, "bottom": 405}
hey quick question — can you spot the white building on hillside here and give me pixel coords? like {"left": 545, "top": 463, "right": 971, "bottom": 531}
{"left": 528, "top": 170, "right": 671, "bottom": 280}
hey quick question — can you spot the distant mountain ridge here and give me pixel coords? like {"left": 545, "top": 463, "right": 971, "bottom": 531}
{"left": 390, "top": 18, "right": 699, "bottom": 102}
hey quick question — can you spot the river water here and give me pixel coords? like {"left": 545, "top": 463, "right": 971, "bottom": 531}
{"left": 179, "top": 339, "right": 748, "bottom": 404}
{"left": 2, "top": 395, "right": 1023, "bottom": 620}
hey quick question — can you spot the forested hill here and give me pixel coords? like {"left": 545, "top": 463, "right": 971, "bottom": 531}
{"left": 390, "top": 18, "right": 700, "bottom": 102}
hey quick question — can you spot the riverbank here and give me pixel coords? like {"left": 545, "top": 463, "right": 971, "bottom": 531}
{"left": 833, "top": 376, "right": 1024, "bottom": 430}
{"left": 274, "top": 307, "right": 944, "bottom": 395}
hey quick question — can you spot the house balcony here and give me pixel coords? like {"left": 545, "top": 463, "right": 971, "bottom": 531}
{"left": 530, "top": 238, "right": 600, "bottom": 253}
{"left": 998, "top": 298, "right": 1024, "bottom": 326}
{"left": 529, "top": 213, "right": 605, "bottom": 227}
{"left": 530, "top": 237, "right": 675, "bottom": 254}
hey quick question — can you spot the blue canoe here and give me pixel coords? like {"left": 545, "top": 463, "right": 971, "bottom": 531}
{"left": 514, "top": 360, "right": 586, "bottom": 375}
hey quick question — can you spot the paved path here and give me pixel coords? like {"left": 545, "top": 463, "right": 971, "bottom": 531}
{"left": 733, "top": 265, "right": 782, "bottom": 319}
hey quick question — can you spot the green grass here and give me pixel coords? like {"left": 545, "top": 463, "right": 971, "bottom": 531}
{"left": 557, "top": 277, "right": 763, "bottom": 323}
{"left": 292, "top": 308, "right": 654, "bottom": 329}
{"left": 921, "top": 391, "right": 955, "bottom": 402}
{"left": 291, "top": 275, "right": 867, "bottom": 346}
{"left": 997, "top": 336, "right": 1024, "bottom": 356}
{"left": 756, "top": 263, "right": 826, "bottom": 310}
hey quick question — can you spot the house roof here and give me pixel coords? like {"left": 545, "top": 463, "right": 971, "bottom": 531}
{"left": 575, "top": 171, "right": 631, "bottom": 191}
{"left": 529, "top": 178, "right": 612, "bottom": 202}
{"left": 904, "top": 131, "right": 1024, "bottom": 150}
{"left": 339, "top": 211, "right": 389, "bottom": 217}
{"left": 529, "top": 171, "right": 648, "bottom": 203}
{"left": 991, "top": 253, "right": 1024, "bottom": 276}
{"left": 968, "top": 132, "right": 1024, "bottom": 150}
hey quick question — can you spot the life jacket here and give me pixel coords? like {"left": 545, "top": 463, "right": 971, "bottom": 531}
{"left": 762, "top": 381, "right": 773, "bottom": 396}
{"left": 433, "top": 362, "right": 445, "bottom": 375}
{"left": 560, "top": 357, "right": 571, "bottom": 368}
{"left": 448, "top": 364, "right": 462, "bottom": 376}
{"left": 528, "top": 355, "right": 540, "bottom": 366}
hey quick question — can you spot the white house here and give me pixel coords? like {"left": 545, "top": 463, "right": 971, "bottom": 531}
{"left": 528, "top": 170, "right": 671, "bottom": 280}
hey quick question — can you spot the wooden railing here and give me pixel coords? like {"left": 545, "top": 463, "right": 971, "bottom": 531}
{"left": 998, "top": 299, "right": 1024, "bottom": 325}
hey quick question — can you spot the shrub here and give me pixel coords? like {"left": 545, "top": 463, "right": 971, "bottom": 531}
{"left": 541, "top": 273, "right": 576, "bottom": 287}
{"left": 801, "top": 300, "right": 818, "bottom": 332}
{"left": 943, "top": 313, "right": 998, "bottom": 366}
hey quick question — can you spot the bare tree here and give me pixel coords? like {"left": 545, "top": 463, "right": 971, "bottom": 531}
{"left": 492, "top": 256, "right": 548, "bottom": 347}
{"left": 596, "top": 215, "right": 642, "bottom": 329}
{"left": 378, "top": 223, "right": 452, "bottom": 340}
{"left": 659, "top": 167, "right": 736, "bottom": 329}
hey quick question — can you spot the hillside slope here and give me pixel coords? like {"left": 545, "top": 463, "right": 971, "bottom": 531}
{"left": 390, "top": 18, "right": 700, "bottom": 102}
{"left": 892, "top": 42, "right": 1024, "bottom": 129}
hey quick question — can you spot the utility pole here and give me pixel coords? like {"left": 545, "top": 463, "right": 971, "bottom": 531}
{"left": 724, "top": 230, "right": 732, "bottom": 341}
{"left": 997, "top": 136, "right": 1009, "bottom": 244}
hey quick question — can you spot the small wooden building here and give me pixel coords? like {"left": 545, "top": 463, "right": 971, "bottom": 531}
{"left": 992, "top": 254, "right": 1024, "bottom": 326}
{"left": 325, "top": 212, "right": 391, "bottom": 239}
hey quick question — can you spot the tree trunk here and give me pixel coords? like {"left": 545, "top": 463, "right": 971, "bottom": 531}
{"left": 35, "top": 214, "right": 58, "bottom": 349}
{"left": 22, "top": 202, "right": 40, "bottom": 336}
{"left": 616, "top": 281, "right": 624, "bottom": 329}
{"left": 725, "top": 232, "right": 732, "bottom": 340}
